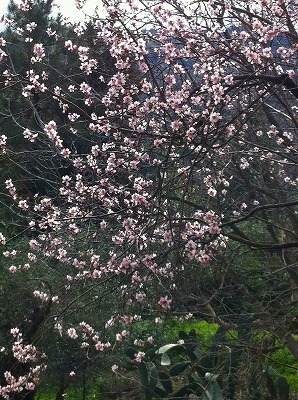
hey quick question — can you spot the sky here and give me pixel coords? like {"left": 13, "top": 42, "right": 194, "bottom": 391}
{"left": 0, "top": 0, "right": 104, "bottom": 30}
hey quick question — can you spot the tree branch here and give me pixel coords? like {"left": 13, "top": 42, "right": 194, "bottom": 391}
{"left": 233, "top": 74, "right": 298, "bottom": 99}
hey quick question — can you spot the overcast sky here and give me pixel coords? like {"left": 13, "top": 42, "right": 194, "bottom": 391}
{"left": 0, "top": 0, "right": 104, "bottom": 30}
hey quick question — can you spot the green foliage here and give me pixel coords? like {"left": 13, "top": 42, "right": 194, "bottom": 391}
{"left": 170, "top": 320, "right": 219, "bottom": 350}
{"left": 264, "top": 365, "right": 290, "bottom": 400}
{"left": 124, "top": 329, "right": 226, "bottom": 399}
{"left": 271, "top": 346, "right": 298, "bottom": 392}
{"left": 130, "top": 319, "right": 219, "bottom": 351}
{"left": 123, "top": 324, "right": 294, "bottom": 400}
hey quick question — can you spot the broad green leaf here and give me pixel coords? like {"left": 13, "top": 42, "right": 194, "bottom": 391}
{"left": 179, "top": 330, "right": 189, "bottom": 341}
{"left": 212, "top": 326, "right": 227, "bottom": 344}
{"left": 189, "top": 329, "right": 197, "bottom": 339}
{"left": 266, "top": 374, "right": 278, "bottom": 399}
{"left": 125, "top": 346, "right": 137, "bottom": 359}
{"left": 153, "top": 386, "right": 168, "bottom": 398}
{"left": 145, "top": 348, "right": 157, "bottom": 361}
{"left": 169, "top": 361, "right": 191, "bottom": 376}
{"left": 149, "top": 366, "right": 158, "bottom": 394}
{"left": 189, "top": 346, "right": 201, "bottom": 361}
{"left": 159, "top": 371, "right": 173, "bottom": 393}
{"left": 200, "top": 354, "right": 213, "bottom": 370}
{"left": 138, "top": 362, "right": 149, "bottom": 394}
{"left": 264, "top": 365, "right": 280, "bottom": 378}
{"left": 193, "top": 347, "right": 201, "bottom": 360}
{"left": 191, "top": 371, "right": 202, "bottom": 383}
{"left": 171, "top": 385, "right": 192, "bottom": 398}
{"left": 203, "top": 381, "right": 224, "bottom": 400}
{"left": 212, "top": 381, "right": 224, "bottom": 400}
{"left": 276, "top": 376, "right": 290, "bottom": 400}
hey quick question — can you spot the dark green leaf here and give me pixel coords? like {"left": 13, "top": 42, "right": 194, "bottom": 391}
{"left": 169, "top": 361, "right": 191, "bottom": 376}
{"left": 149, "top": 366, "right": 158, "bottom": 394}
{"left": 145, "top": 348, "right": 157, "bottom": 361}
{"left": 125, "top": 346, "right": 137, "bottom": 359}
{"left": 203, "top": 381, "right": 224, "bottom": 400}
{"left": 189, "top": 329, "right": 197, "bottom": 340}
{"left": 159, "top": 371, "right": 173, "bottom": 393}
{"left": 138, "top": 362, "right": 148, "bottom": 394}
{"left": 266, "top": 373, "right": 278, "bottom": 399}
{"left": 179, "top": 330, "right": 189, "bottom": 341}
{"left": 153, "top": 387, "right": 168, "bottom": 398}
{"left": 212, "top": 326, "right": 226, "bottom": 344}
{"left": 229, "top": 348, "right": 241, "bottom": 370}
{"left": 193, "top": 347, "right": 201, "bottom": 360}
{"left": 189, "top": 346, "right": 201, "bottom": 361}
{"left": 191, "top": 371, "right": 202, "bottom": 384}
{"left": 200, "top": 354, "right": 213, "bottom": 370}
{"left": 265, "top": 365, "right": 281, "bottom": 379}
{"left": 212, "top": 381, "right": 224, "bottom": 399}
{"left": 276, "top": 376, "right": 290, "bottom": 400}
{"left": 171, "top": 385, "right": 192, "bottom": 398}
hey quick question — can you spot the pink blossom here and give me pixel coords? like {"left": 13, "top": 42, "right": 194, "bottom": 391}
{"left": 147, "top": 336, "right": 154, "bottom": 344}
{"left": 65, "top": 40, "right": 74, "bottom": 51}
{"left": 68, "top": 113, "right": 80, "bottom": 122}
{"left": 78, "top": 46, "right": 89, "bottom": 61}
{"left": 95, "top": 341, "right": 105, "bottom": 351}
{"left": 111, "top": 364, "right": 118, "bottom": 372}
{"left": 209, "top": 112, "right": 222, "bottom": 124}
{"left": 0, "top": 49, "right": 7, "bottom": 61}
{"left": 134, "top": 351, "right": 145, "bottom": 362}
{"left": 158, "top": 296, "right": 172, "bottom": 309}
{"left": 134, "top": 338, "right": 145, "bottom": 346}
{"left": 116, "top": 333, "right": 123, "bottom": 341}
{"left": 75, "top": 0, "right": 86, "bottom": 9}
{"left": 18, "top": 200, "right": 29, "bottom": 210}
{"left": 9, "top": 266, "right": 18, "bottom": 273}
{"left": 67, "top": 328, "right": 78, "bottom": 339}
{"left": 23, "top": 129, "right": 38, "bottom": 142}
{"left": 0, "top": 233, "right": 6, "bottom": 245}
{"left": 136, "top": 292, "right": 146, "bottom": 302}
{"left": 208, "top": 188, "right": 217, "bottom": 197}
{"left": 0, "top": 135, "right": 7, "bottom": 153}
{"left": 33, "top": 44, "right": 45, "bottom": 61}
{"left": 33, "top": 290, "right": 49, "bottom": 302}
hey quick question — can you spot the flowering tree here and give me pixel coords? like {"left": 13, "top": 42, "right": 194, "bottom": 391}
{"left": 0, "top": 0, "right": 298, "bottom": 396}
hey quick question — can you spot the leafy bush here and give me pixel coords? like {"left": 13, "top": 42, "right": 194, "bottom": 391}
{"left": 122, "top": 324, "right": 293, "bottom": 399}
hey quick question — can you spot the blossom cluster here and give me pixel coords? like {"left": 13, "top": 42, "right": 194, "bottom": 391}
{"left": 0, "top": 329, "right": 45, "bottom": 399}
